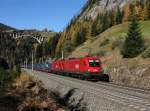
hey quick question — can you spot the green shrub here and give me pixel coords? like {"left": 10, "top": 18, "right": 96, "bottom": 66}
{"left": 0, "top": 69, "right": 18, "bottom": 89}
{"left": 99, "top": 39, "right": 110, "bottom": 47}
{"left": 16, "top": 65, "right": 21, "bottom": 74}
{"left": 142, "top": 47, "right": 150, "bottom": 58}
{"left": 0, "top": 69, "right": 10, "bottom": 88}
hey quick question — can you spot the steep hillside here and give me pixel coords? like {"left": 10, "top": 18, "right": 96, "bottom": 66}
{"left": 0, "top": 23, "right": 15, "bottom": 31}
{"left": 70, "top": 21, "right": 150, "bottom": 57}
{"left": 55, "top": 0, "right": 149, "bottom": 57}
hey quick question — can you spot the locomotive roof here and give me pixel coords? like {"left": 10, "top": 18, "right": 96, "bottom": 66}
{"left": 54, "top": 56, "right": 99, "bottom": 61}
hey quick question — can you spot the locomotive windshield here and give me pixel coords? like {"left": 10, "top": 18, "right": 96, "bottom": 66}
{"left": 89, "top": 60, "right": 100, "bottom": 67}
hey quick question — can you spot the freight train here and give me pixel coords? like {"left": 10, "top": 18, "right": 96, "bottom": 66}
{"left": 27, "top": 56, "right": 109, "bottom": 82}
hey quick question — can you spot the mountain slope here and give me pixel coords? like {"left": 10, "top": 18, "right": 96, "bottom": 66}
{"left": 0, "top": 23, "right": 15, "bottom": 31}
{"left": 55, "top": 0, "right": 148, "bottom": 57}
{"left": 70, "top": 21, "right": 150, "bottom": 57}
{"left": 80, "top": 0, "right": 135, "bottom": 19}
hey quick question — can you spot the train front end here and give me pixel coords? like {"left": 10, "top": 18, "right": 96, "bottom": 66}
{"left": 84, "top": 57, "right": 109, "bottom": 81}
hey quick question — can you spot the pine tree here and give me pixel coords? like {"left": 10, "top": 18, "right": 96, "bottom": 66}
{"left": 115, "top": 6, "right": 123, "bottom": 24}
{"left": 83, "top": 19, "right": 92, "bottom": 39}
{"left": 36, "top": 44, "right": 43, "bottom": 62}
{"left": 71, "top": 24, "right": 80, "bottom": 46}
{"left": 62, "top": 40, "right": 74, "bottom": 57}
{"left": 75, "top": 28, "right": 87, "bottom": 46}
{"left": 101, "top": 12, "right": 110, "bottom": 31}
{"left": 91, "top": 19, "right": 98, "bottom": 37}
{"left": 121, "top": 10, "right": 145, "bottom": 58}
{"left": 109, "top": 9, "right": 115, "bottom": 26}
{"left": 55, "top": 32, "right": 65, "bottom": 57}
{"left": 91, "top": 14, "right": 102, "bottom": 37}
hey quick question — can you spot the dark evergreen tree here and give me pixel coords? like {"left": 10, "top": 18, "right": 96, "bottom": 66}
{"left": 115, "top": 6, "right": 123, "bottom": 24}
{"left": 43, "top": 42, "right": 51, "bottom": 56}
{"left": 91, "top": 19, "right": 98, "bottom": 37}
{"left": 102, "top": 12, "right": 111, "bottom": 31}
{"left": 109, "top": 10, "right": 115, "bottom": 26}
{"left": 36, "top": 44, "right": 43, "bottom": 62}
{"left": 121, "top": 10, "right": 145, "bottom": 58}
{"left": 91, "top": 15, "right": 102, "bottom": 37}
{"left": 81, "top": 27, "right": 87, "bottom": 43}
{"left": 62, "top": 40, "right": 74, "bottom": 57}
{"left": 91, "top": 11, "right": 113, "bottom": 37}
{"left": 76, "top": 29, "right": 86, "bottom": 46}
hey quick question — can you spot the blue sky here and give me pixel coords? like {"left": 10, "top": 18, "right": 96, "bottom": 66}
{"left": 0, "top": 0, "right": 86, "bottom": 32}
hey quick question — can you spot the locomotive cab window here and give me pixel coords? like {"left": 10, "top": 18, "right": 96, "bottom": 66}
{"left": 89, "top": 60, "right": 100, "bottom": 67}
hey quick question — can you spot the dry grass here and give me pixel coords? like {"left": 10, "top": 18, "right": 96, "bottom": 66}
{"left": 101, "top": 52, "right": 150, "bottom": 89}
{"left": 0, "top": 71, "right": 67, "bottom": 111}
{"left": 14, "top": 71, "right": 33, "bottom": 89}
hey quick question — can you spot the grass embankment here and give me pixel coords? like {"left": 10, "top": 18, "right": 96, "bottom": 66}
{"left": 0, "top": 71, "right": 66, "bottom": 111}
{"left": 0, "top": 71, "right": 87, "bottom": 111}
{"left": 70, "top": 21, "right": 150, "bottom": 89}
{"left": 70, "top": 21, "right": 150, "bottom": 57}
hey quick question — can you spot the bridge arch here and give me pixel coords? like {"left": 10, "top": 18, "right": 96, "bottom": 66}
{"left": 14, "top": 34, "right": 44, "bottom": 44}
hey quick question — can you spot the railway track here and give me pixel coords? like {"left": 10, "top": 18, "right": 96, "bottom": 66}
{"left": 25, "top": 69, "right": 150, "bottom": 111}
{"left": 49, "top": 73, "right": 150, "bottom": 111}
{"left": 98, "top": 81, "right": 150, "bottom": 94}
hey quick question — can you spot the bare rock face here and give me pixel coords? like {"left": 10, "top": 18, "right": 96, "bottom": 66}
{"left": 99, "top": 0, "right": 132, "bottom": 10}
{"left": 81, "top": 0, "right": 135, "bottom": 19}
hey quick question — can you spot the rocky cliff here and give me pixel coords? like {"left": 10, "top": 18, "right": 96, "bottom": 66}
{"left": 80, "top": 0, "right": 137, "bottom": 19}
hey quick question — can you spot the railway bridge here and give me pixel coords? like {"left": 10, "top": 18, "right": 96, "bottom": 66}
{"left": 0, "top": 30, "right": 45, "bottom": 44}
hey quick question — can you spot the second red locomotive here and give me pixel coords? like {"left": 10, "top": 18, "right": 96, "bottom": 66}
{"left": 51, "top": 56, "right": 109, "bottom": 81}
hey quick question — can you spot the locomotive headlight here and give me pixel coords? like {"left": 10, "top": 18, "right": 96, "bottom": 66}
{"left": 88, "top": 69, "right": 90, "bottom": 72}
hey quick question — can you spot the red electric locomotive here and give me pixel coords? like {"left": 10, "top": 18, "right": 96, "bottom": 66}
{"left": 51, "top": 56, "right": 109, "bottom": 81}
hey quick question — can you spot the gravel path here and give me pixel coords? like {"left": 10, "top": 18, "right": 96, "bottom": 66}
{"left": 25, "top": 69, "right": 150, "bottom": 111}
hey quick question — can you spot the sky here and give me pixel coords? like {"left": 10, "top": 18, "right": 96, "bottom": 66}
{"left": 0, "top": 0, "right": 87, "bottom": 32}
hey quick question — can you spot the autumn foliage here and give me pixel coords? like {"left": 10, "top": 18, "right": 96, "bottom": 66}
{"left": 54, "top": 0, "right": 150, "bottom": 58}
